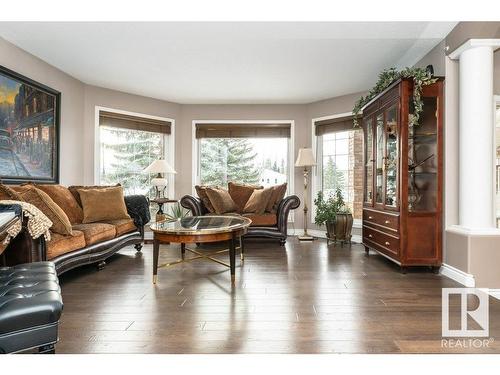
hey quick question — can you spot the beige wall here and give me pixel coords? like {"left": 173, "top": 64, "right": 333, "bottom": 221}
{"left": 413, "top": 40, "right": 446, "bottom": 76}
{"left": 0, "top": 37, "right": 85, "bottom": 185}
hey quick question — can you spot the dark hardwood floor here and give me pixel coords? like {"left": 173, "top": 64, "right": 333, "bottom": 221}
{"left": 57, "top": 239, "right": 500, "bottom": 353}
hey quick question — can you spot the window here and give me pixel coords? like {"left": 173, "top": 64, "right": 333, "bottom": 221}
{"left": 98, "top": 110, "right": 172, "bottom": 197}
{"left": 195, "top": 122, "right": 291, "bottom": 190}
{"left": 314, "top": 115, "right": 363, "bottom": 220}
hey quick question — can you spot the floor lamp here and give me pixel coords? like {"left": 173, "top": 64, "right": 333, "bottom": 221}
{"left": 295, "top": 148, "right": 316, "bottom": 241}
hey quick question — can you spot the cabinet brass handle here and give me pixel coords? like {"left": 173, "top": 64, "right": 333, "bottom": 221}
{"left": 385, "top": 241, "right": 390, "bottom": 246}
{"left": 368, "top": 234, "right": 373, "bottom": 238}
{"left": 384, "top": 220, "right": 390, "bottom": 224}
{"left": 368, "top": 216, "right": 373, "bottom": 220}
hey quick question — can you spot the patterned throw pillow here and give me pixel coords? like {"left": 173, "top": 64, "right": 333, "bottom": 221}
{"left": 195, "top": 185, "right": 217, "bottom": 213}
{"left": 243, "top": 187, "right": 274, "bottom": 215}
{"left": 265, "top": 183, "right": 288, "bottom": 213}
{"left": 228, "top": 182, "right": 263, "bottom": 213}
{"left": 17, "top": 185, "right": 73, "bottom": 236}
{"left": 0, "top": 184, "right": 23, "bottom": 201}
{"left": 205, "top": 187, "right": 238, "bottom": 214}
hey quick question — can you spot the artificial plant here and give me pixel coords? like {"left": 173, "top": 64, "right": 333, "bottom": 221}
{"left": 314, "top": 188, "right": 351, "bottom": 226}
{"left": 352, "top": 67, "right": 437, "bottom": 128}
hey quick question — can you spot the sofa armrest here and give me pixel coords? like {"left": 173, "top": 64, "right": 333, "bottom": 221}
{"left": 180, "top": 195, "right": 207, "bottom": 216}
{"left": 124, "top": 195, "right": 150, "bottom": 234}
{"left": 276, "top": 195, "right": 300, "bottom": 235}
{"left": 3, "top": 217, "right": 47, "bottom": 267}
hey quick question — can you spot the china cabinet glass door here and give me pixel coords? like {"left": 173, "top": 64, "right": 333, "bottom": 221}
{"left": 384, "top": 104, "right": 398, "bottom": 208}
{"left": 364, "top": 117, "right": 374, "bottom": 204}
{"left": 408, "top": 97, "right": 438, "bottom": 212}
{"left": 375, "top": 114, "right": 384, "bottom": 204}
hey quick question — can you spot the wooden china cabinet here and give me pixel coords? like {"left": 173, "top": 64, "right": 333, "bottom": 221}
{"left": 361, "top": 77, "right": 444, "bottom": 270}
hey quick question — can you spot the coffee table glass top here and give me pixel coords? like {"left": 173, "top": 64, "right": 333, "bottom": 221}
{"left": 150, "top": 215, "right": 251, "bottom": 235}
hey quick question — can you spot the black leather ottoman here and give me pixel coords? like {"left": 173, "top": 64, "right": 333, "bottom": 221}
{"left": 0, "top": 262, "right": 63, "bottom": 354}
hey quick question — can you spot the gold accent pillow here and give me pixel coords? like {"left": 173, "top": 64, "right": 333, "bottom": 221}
{"left": 205, "top": 187, "right": 238, "bottom": 214}
{"left": 78, "top": 186, "right": 130, "bottom": 224}
{"left": 17, "top": 185, "right": 73, "bottom": 236}
{"left": 265, "top": 183, "right": 288, "bottom": 213}
{"left": 36, "top": 184, "right": 84, "bottom": 224}
{"left": 68, "top": 184, "right": 121, "bottom": 207}
{"left": 228, "top": 182, "right": 263, "bottom": 213}
{"left": 243, "top": 187, "right": 274, "bottom": 214}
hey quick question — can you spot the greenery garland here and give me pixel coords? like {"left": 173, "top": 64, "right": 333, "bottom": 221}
{"left": 352, "top": 67, "right": 437, "bottom": 128}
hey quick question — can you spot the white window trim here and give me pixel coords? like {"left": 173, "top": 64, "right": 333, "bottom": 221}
{"left": 192, "top": 119, "right": 295, "bottom": 220}
{"left": 94, "top": 106, "right": 175, "bottom": 199}
{"left": 311, "top": 112, "right": 362, "bottom": 228}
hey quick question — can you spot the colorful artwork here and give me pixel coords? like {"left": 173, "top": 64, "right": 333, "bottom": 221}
{"left": 0, "top": 66, "right": 60, "bottom": 183}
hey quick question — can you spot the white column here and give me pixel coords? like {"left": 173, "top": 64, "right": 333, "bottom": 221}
{"left": 450, "top": 40, "right": 500, "bottom": 230}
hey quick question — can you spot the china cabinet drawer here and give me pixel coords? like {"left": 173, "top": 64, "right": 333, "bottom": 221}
{"left": 363, "top": 209, "right": 399, "bottom": 232}
{"left": 363, "top": 225, "right": 400, "bottom": 257}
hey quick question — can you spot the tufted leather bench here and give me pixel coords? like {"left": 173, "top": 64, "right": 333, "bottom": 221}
{"left": 0, "top": 262, "right": 63, "bottom": 354}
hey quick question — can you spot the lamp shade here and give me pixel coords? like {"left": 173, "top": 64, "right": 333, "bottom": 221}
{"left": 143, "top": 159, "right": 177, "bottom": 174}
{"left": 295, "top": 148, "right": 316, "bottom": 167}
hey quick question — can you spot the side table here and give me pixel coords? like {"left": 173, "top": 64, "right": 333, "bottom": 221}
{"left": 150, "top": 198, "right": 178, "bottom": 222}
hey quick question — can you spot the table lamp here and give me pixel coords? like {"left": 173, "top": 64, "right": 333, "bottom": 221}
{"left": 144, "top": 159, "right": 176, "bottom": 199}
{"left": 295, "top": 148, "right": 316, "bottom": 241}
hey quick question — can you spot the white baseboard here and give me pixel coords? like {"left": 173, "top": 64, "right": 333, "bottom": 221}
{"left": 287, "top": 228, "right": 361, "bottom": 244}
{"left": 439, "top": 263, "right": 475, "bottom": 287}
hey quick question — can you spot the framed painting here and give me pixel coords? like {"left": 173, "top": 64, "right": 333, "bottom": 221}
{"left": 0, "top": 65, "right": 60, "bottom": 184}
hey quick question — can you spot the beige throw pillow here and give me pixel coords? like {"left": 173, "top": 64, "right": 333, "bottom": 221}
{"left": 243, "top": 187, "right": 274, "bottom": 214}
{"left": 78, "top": 186, "right": 130, "bottom": 224}
{"left": 205, "top": 187, "right": 238, "bottom": 214}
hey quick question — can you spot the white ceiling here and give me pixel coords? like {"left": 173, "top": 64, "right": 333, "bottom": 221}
{"left": 0, "top": 22, "right": 456, "bottom": 104}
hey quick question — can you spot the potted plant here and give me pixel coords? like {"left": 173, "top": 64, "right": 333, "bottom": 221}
{"left": 314, "top": 188, "right": 353, "bottom": 245}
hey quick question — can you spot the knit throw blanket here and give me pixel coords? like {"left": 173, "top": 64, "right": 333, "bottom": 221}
{"left": 0, "top": 200, "right": 52, "bottom": 246}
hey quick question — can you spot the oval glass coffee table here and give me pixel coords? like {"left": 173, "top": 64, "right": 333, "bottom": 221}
{"left": 150, "top": 215, "right": 251, "bottom": 285}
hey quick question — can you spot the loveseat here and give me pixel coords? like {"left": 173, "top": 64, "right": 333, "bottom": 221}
{"left": 0, "top": 184, "right": 149, "bottom": 275}
{"left": 180, "top": 193, "right": 300, "bottom": 245}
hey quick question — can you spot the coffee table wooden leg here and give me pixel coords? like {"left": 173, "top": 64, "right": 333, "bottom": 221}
{"left": 229, "top": 235, "right": 236, "bottom": 284}
{"left": 181, "top": 243, "right": 186, "bottom": 259}
{"left": 153, "top": 238, "right": 160, "bottom": 284}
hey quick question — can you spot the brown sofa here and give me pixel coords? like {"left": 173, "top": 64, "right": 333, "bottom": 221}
{"left": 180, "top": 194, "right": 300, "bottom": 245}
{"left": 1, "top": 185, "right": 148, "bottom": 275}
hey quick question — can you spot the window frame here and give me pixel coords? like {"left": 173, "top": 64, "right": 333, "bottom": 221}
{"left": 192, "top": 119, "right": 295, "bottom": 220}
{"left": 312, "top": 113, "right": 362, "bottom": 227}
{"left": 94, "top": 106, "right": 175, "bottom": 199}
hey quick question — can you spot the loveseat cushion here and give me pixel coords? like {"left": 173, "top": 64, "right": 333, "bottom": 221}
{"left": 36, "top": 184, "right": 84, "bottom": 225}
{"left": 46, "top": 230, "right": 86, "bottom": 260}
{"left": 242, "top": 213, "right": 277, "bottom": 227}
{"left": 103, "top": 218, "right": 137, "bottom": 237}
{"left": 72, "top": 223, "right": 116, "bottom": 246}
{"left": 228, "top": 182, "right": 263, "bottom": 213}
